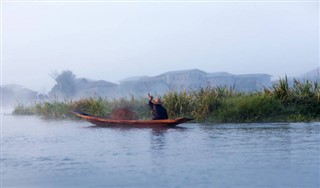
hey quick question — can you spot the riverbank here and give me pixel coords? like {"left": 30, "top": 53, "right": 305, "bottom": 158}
{"left": 13, "top": 78, "right": 320, "bottom": 123}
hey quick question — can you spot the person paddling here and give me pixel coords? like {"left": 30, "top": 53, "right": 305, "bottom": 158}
{"left": 148, "top": 94, "right": 168, "bottom": 120}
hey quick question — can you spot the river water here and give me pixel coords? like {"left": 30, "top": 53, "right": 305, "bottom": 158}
{"left": 1, "top": 115, "right": 319, "bottom": 188}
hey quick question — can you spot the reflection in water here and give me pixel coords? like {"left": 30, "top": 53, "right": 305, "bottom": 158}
{"left": 150, "top": 128, "right": 167, "bottom": 169}
{"left": 150, "top": 126, "right": 187, "bottom": 151}
{"left": 150, "top": 128, "right": 167, "bottom": 151}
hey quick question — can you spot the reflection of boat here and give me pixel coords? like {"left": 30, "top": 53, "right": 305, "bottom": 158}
{"left": 72, "top": 110, "right": 193, "bottom": 128}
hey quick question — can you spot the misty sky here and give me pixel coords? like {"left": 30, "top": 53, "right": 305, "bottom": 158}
{"left": 1, "top": 1, "right": 319, "bottom": 92}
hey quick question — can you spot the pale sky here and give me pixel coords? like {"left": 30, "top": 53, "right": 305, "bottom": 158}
{"left": 1, "top": 1, "right": 319, "bottom": 93}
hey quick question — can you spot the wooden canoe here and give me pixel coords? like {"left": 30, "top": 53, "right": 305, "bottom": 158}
{"left": 72, "top": 110, "right": 193, "bottom": 127}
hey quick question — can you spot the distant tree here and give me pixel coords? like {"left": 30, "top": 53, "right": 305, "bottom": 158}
{"left": 49, "top": 70, "right": 76, "bottom": 98}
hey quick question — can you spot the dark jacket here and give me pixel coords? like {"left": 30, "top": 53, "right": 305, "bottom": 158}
{"left": 148, "top": 100, "right": 168, "bottom": 120}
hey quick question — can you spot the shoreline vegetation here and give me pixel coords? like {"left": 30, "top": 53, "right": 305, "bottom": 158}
{"left": 13, "top": 77, "right": 320, "bottom": 123}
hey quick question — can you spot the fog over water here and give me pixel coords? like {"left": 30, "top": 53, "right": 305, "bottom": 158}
{"left": 1, "top": 1, "right": 319, "bottom": 92}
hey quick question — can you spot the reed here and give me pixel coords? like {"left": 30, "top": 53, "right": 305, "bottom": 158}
{"left": 12, "top": 103, "right": 35, "bottom": 115}
{"left": 71, "top": 97, "right": 110, "bottom": 117}
{"left": 33, "top": 100, "right": 73, "bottom": 119}
{"left": 163, "top": 90, "right": 194, "bottom": 118}
{"left": 12, "top": 96, "right": 152, "bottom": 120}
{"left": 272, "top": 76, "right": 291, "bottom": 101}
{"left": 12, "top": 78, "right": 320, "bottom": 122}
{"left": 214, "top": 94, "right": 285, "bottom": 123}
{"left": 193, "top": 85, "right": 243, "bottom": 121}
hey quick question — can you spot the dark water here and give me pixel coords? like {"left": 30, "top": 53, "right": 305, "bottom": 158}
{"left": 1, "top": 115, "right": 319, "bottom": 188}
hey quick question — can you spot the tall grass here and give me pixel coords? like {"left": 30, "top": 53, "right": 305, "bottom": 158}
{"left": 163, "top": 91, "right": 194, "bottom": 118}
{"left": 34, "top": 100, "right": 73, "bottom": 119}
{"left": 192, "top": 85, "right": 241, "bottom": 121}
{"left": 264, "top": 77, "right": 320, "bottom": 121}
{"left": 13, "top": 96, "right": 152, "bottom": 120}
{"left": 13, "top": 78, "right": 320, "bottom": 123}
{"left": 12, "top": 103, "right": 35, "bottom": 115}
{"left": 71, "top": 97, "right": 110, "bottom": 117}
{"left": 214, "top": 94, "right": 285, "bottom": 123}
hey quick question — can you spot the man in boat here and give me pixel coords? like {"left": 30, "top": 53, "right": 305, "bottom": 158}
{"left": 148, "top": 94, "right": 168, "bottom": 120}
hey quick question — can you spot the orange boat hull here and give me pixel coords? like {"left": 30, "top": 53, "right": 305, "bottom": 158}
{"left": 72, "top": 111, "right": 193, "bottom": 127}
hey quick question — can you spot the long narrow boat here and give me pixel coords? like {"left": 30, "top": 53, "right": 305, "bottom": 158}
{"left": 72, "top": 111, "right": 193, "bottom": 128}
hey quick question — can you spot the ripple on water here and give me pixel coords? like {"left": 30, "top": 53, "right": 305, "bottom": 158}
{"left": 2, "top": 116, "right": 320, "bottom": 188}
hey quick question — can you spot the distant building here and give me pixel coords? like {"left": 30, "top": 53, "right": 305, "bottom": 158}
{"left": 119, "top": 76, "right": 169, "bottom": 97}
{"left": 74, "top": 78, "right": 118, "bottom": 99}
{"left": 157, "top": 69, "right": 207, "bottom": 92}
{"left": 119, "top": 69, "right": 272, "bottom": 95}
{"left": 234, "top": 74, "right": 272, "bottom": 91}
{"left": 47, "top": 69, "right": 274, "bottom": 100}
{"left": 207, "top": 72, "right": 235, "bottom": 88}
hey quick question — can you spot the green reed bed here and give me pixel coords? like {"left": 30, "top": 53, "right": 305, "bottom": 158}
{"left": 13, "top": 96, "right": 151, "bottom": 120}
{"left": 264, "top": 77, "right": 320, "bottom": 121}
{"left": 13, "top": 78, "right": 320, "bottom": 123}
{"left": 163, "top": 91, "right": 194, "bottom": 118}
{"left": 163, "top": 78, "right": 320, "bottom": 122}
{"left": 13, "top": 100, "right": 72, "bottom": 119}
{"left": 12, "top": 103, "right": 35, "bottom": 115}
{"left": 191, "top": 86, "right": 241, "bottom": 121}
{"left": 213, "top": 94, "right": 285, "bottom": 123}
{"left": 71, "top": 97, "right": 111, "bottom": 117}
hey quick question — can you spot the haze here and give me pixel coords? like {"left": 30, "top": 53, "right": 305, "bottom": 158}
{"left": 1, "top": 1, "right": 319, "bottom": 93}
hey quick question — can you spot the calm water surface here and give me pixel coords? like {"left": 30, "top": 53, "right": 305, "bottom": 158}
{"left": 1, "top": 115, "right": 320, "bottom": 188}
